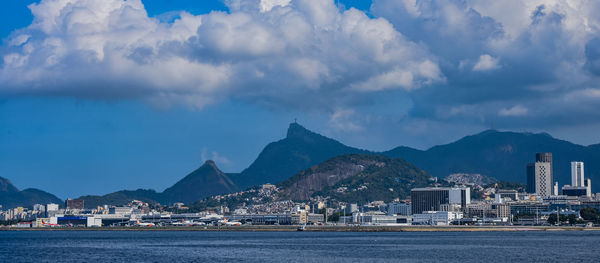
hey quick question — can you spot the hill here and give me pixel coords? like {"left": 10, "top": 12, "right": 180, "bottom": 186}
{"left": 232, "top": 123, "right": 370, "bottom": 188}
{"left": 277, "top": 154, "right": 432, "bottom": 203}
{"left": 383, "top": 130, "right": 600, "bottom": 190}
{"left": 0, "top": 177, "right": 62, "bottom": 209}
{"left": 78, "top": 161, "right": 239, "bottom": 207}
{"left": 161, "top": 160, "right": 238, "bottom": 204}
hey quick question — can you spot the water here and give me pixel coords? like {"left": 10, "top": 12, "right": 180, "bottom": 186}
{"left": 1, "top": 231, "right": 599, "bottom": 262}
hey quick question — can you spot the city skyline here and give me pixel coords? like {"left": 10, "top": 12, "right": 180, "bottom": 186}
{"left": 2, "top": 1, "right": 600, "bottom": 198}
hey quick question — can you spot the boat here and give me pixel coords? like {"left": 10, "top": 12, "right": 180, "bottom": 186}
{"left": 297, "top": 224, "right": 306, "bottom": 231}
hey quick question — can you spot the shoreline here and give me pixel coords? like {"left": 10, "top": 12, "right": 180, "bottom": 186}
{"left": 2, "top": 225, "right": 600, "bottom": 232}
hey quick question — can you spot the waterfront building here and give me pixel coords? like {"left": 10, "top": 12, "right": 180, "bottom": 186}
{"left": 109, "top": 207, "right": 132, "bottom": 215}
{"left": 412, "top": 211, "right": 463, "bottom": 225}
{"left": 410, "top": 187, "right": 470, "bottom": 214}
{"left": 387, "top": 202, "right": 411, "bottom": 216}
{"left": 571, "top": 162, "right": 585, "bottom": 187}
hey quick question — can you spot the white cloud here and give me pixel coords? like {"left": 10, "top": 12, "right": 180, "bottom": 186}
{"left": 473, "top": 54, "right": 501, "bottom": 71}
{"left": 329, "top": 108, "right": 364, "bottom": 132}
{"left": 259, "top": 0, "right": 291, "bottom": 12}
{"left": 201, "top": 148, "right": 232, "bottom": 166}
{"left": 0, "top": 0, "right": 441, "bottom": 110}
{"left": 499, "top": 105, "right": 528, "bottom": 116}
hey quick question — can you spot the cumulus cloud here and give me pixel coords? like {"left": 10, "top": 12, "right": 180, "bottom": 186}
{"left": 472, "top": 54, "right": 501, "bottom": 71}
{"left": 328, "top": 108, "right": 364, "bottom": 132}
{"left": 371, "top": 0, "right": 600, "bottom": 130}
{"left": 0, "top": 0, "right": 441, "bottom": 110}
{"left": 201, "top": 147, "right": 232, "bottom": 166}
{"left": 499, "top": 105, "right": 528, "bottom": 116}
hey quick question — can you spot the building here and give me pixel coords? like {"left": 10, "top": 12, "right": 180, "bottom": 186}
{"left": 387, "top": 202, "right": 411, "bottom": 216}
{"left": 410, "top": 187, "right": 470, "bottom": 214}
{"left": 412, "top": 211, "right": 463, "bottom": 225}
{"left": 571, "top": 162, "right": 585, "bottom": 187}
{"left": 536, "top": 152, "right": 553, "bottom": 165}
{"left": 561, "top": 186, "right": 588, "bottom": 197}
{"left": 585, "top": 178, "right": 592, "bottom": 197}
{"left": 466, "top": 203, "right": 510, "bottom": 219}
{"left": 344, "top": 204, "right": 358, "bottom": 214}
{"left": 65, "top": 199, "right": 84, "bottom": 210}
{"left": 347, "top": 212, "right": 411, "bottom": 225}
{"left": 109, "top": 207, "right": 132, "bottom": 215}
{"left": 535, "top": 161, "right": 552, "bottom": 197}
{"left": 526, "top": 163, "right": 536, "bottom": 193}
{"left": 496, "top": 190, "right": 519, "bottom": 202}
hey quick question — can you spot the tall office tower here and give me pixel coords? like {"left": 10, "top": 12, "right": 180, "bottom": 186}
{"left": 535, "top": 162, "right": 553, "bottom": 197}
{"left": 536, "top": 153, "right": 553, "bottom": 165}
{"left": 571, "top": 162, "right": 584, "bottom": 187}
{"left": 526, "top": 163, "right": 536, "bottom": 193}
{"left": 410, "top": 187, "right": 470, "bottom": 214}
{"left": 585, "top": 178, "right": 592, "bottom": 197}
{"left": 534, "top": 153, "right": 553, "bottom": 197}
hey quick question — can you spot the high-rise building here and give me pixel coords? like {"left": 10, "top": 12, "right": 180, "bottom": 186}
{"left": 536, "top": 153, "right": 553, "bottom": 165}
{"left": 529, "top": 153, "right": 553, "bottom": 197}
{"left": 535, "top": 162, "right": 552, "bottom": 197}
{"left": 585, "top": 178, "right": 592, "bottom": 197}
{"left": 526, "top": 163, "right": 536, "bottom": 193}
{"left": 65, "top": 199, "right": 84, "bottom": 210}
{"left": 571, "top": 162, "right": 584, "bottom": 187}
{"left": 410, "top": 187, "right": 470, "bottom": 214}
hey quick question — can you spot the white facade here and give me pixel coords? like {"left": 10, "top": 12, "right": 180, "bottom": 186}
{"left": 86, "top": 217, "right": 102, "bottom": 227}
{"left": 412, "top": 211, "right": 463, "bottom": 226}
{"left": 46, "top": 203, "right": 59, "bottom": 211}
{"left": 535, "top": 162, "right": 553, "bottom": 197}
{"left": 571, "top": 162, "right": 585, "bottom": 187}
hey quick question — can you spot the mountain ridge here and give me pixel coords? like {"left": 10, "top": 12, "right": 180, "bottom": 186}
{"left": 0, "top": 177, "right": 63, "bottom": 209}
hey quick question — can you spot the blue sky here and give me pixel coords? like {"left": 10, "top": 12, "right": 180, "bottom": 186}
{"left": 1, "top": 0, "right": 600, "bottom": 199}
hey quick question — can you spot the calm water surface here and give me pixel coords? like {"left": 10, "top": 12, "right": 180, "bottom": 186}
{"left": 1, "top": 231, "right": 599, "bottom": 262}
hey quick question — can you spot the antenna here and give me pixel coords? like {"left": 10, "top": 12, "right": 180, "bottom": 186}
{"left": 294, "top": 118, "right": 297, "bottom": 124}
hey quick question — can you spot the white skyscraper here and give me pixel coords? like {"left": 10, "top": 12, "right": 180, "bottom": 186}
{"left": 571, "top": 161, "right": 584, "bottom": 187}
{"left": 535, "top": 162, "right": 552, "bottom": 197}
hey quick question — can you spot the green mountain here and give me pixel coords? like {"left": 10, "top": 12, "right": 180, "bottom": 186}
{"left": 78, "top": 160, "right": 239, "bottom": 207}
{"left": 0, "top": 177, "right": 63, "bottom": 209}
{"left": 383, "top": 130, "right": 600, "bottom": 190}
{"left": 232, "top": 123, "right": 370, "bottom": 188}
{"left": 78, "top": 124, "right": 600, "bottom": 207}
{"left": 277, "top": 154, "right": 432, "bottom": 203}
{"left": 162, "top": 160, "right": 238, "bottom": 204}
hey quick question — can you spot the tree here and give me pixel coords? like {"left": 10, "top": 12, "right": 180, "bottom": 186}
{"left": 567, "top": 214, "right": 577, "bottom": 225}
{"left": 547, "top": 214, "right": 568, "bottom": 225}
{"left": 579, "top": 207, "right": 599, "bottom": 222}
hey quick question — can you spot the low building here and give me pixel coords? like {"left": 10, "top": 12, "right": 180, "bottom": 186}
{"left": 351, "top": 212, "right": 411, "bottom": 225}
{"left": 562, "top": 186, "right": 588, "bottom": 197}
{"left": 412, "top": 211, "right": 463, "bottom": 225}
{"left": 387, "top": 202, "right": 411, "bottom": 216}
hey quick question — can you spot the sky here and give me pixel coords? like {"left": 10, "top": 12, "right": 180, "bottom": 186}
{"left": 1, "top": 0, "right": 600, "bottom": 199}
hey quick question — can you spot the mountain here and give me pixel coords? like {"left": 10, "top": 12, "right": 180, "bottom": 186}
{"left": 232, "top": 123, "right": 370, "bottom": 188}
{"left": 0, "top": 177, "right": 62, "bottom": 209}
{"left": 78, "top": 160, "right": 239, "bottom": 207}
{"left": 383, "top": 130, "right": 600, "bottom": 190}
{"left": 277, "top": 154, "right": 432, "bottom": 203}
{"left": 77, "top": 189, "right": 162, "bottom": 208}
{"left": 162, "top": 160, "right": 238, "bottom": 204}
